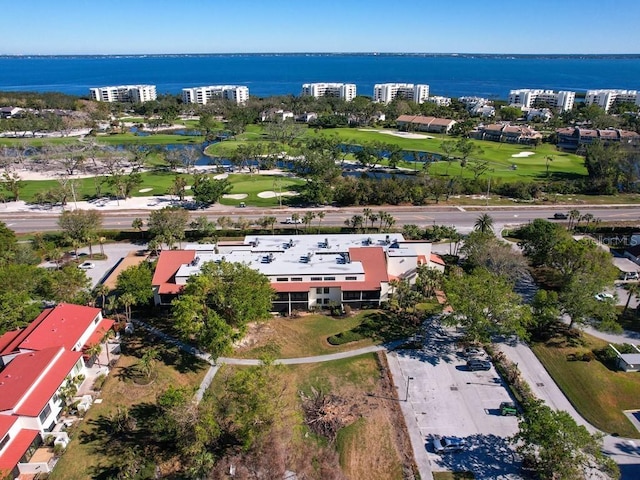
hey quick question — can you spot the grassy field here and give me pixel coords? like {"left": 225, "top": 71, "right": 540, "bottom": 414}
{"left": 219, "top": 173, "right": 305, "bottom": 207}
{"left": 211, "top": 353, "right": 409, "bottom": 480}
{"left": 532, "top": 332, "right": 640, "bottom": 438}
{"left": 50, "top": 333, "right": 209, "bottom": 480}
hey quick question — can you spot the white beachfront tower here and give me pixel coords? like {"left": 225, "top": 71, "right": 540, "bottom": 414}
{"left": 508, "top": 89, "right": 575, "bottom": 112}
{"left": 373, "top": 83, "right": 430, "bottom": 104}
{"left": 89, "top": 85, "right": 157, "bottom": 103}
{"left": 301, "top": 83, "right": 357, "bottom": 102}
{"left": 182, "top": 85, "right": 249, "bottom": 105}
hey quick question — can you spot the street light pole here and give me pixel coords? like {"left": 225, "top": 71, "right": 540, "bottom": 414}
{"left": 405, "top": 376, "right": 414, "bottom": 402}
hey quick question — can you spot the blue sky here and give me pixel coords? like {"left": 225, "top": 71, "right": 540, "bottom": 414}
{"left": 2, "top": 0, "right": 638, "bottom": 55}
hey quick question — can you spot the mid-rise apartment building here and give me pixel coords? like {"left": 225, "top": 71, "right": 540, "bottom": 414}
{"left": 301, "top": 83, "right": 357, "bottom": 102}
{"left": 89, "top": 85, "right": 157, "bottom": 103}
{"left": 373, "top": 83, "right": 430, "bottom": 104}
{"left": 584, "top": 89, "right": 640, "bottom": 112}
{"left": 508, "top": 89, "right": 575, "bottom": 112}
{"left": 182, "top": 85, "right": 249, "bottom": 105}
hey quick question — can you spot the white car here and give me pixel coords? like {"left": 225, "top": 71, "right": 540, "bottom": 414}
{"left": 284, "top": 217, "right": 303, "bottom": 224}
{"left": 432, "top": 435, "right": 466, "bottom": 454}
{"left": 595, "top": 292, "right": 614, "bottom": 301}
{"left": 78, "top": 261, "right": 95, "bottom": 270}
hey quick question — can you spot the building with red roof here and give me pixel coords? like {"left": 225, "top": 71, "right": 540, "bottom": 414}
{"left": 0, "top": 304, "right": 114, "bottom": 478}
{"left": 152, "top": 234, "right": 444, "bottom": 315}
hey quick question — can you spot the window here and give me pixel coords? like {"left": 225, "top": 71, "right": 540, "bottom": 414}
{"left": 311, "top": 277, "right": 322, "bottom": 281}
{"left": 316, "top": 288, "right": 322, "bottom": 294}
{"left": 276, "top": 277, "right": 288, "bottom": 282}
{"left": 291, "top": 277, "right": 303, "bottom": 282}
{"left": 323, "top": 288, "right": 330, "bottom": 294}
{"left": 324, "top": 277, "right": 336, "bottom": 281}
{"left": 345, "top": 276, "right": 357, "bottom": 280}
{"left": 39, "top": 404, "right": 52, "bottom": 424}
{"left": 0, "top": 433, "right": 10, "bottom": 452}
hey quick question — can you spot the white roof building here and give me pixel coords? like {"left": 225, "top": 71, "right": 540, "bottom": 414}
{"left": 182, "top": 85, "right": 249, "bottom": 105}
{"left": 508, "top": 89, "right": 575, "bottom": 112}
{"left": 373, "top": 83, "right": 430, "bottom": 104}
{"left": 585, "top": 89, "right": 640, "bottom": 112}
{"left": 301, "top": 83, "right": 357, "bottom": 102}
{"left": 89, "top": 85, "right": 157, "bottom": 103}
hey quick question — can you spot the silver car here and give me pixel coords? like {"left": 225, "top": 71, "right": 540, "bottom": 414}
{"left": 432, "top": 435, "right": 466, "bottom": 453}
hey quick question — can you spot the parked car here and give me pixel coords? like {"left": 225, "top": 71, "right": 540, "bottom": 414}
{"left": 467, "top": 359, "right": 491, "bottom": 371}
{"left": 500, "top": 401, "right": 518, "bottom": 416}
{"left": 594, "top": 292, "right": 614, "bottom": 301}
{"left": 553, "top": 213, "right": 568, "bottom": 220}
{"left": 78, "top": 261, "right": 95, "bottom": 270}
{"left": 432, "top": 435, "right": 466, "bottom": 454}
{"left": 461, "top": 346, "right": 483, "bottom": 358}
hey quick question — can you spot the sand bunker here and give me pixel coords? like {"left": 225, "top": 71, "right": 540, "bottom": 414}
{"left": 214, "top": 173, "right": 229, "bottom": 180}
{"left": 222, "top": 193, "right": 248, "bottom": 199}
{"left": 257, "top": 190, "right": 298, "bottom": 198}
{"left": 138, "top": 188, "right": 153, "bottom": 193}
{"left": 511, "top": 151, "right": 535, "bottom": 158}
{"left": 358, "top": 129, "right": 433, "bottom": 139}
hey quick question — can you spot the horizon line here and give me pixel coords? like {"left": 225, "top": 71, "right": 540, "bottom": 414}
{"left": 1, "top": 51, "right": 640, "bottom": 57}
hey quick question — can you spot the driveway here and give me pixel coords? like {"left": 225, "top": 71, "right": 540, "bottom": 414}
{"left": 387, "top": 318, "right": 521, "bottom": 479}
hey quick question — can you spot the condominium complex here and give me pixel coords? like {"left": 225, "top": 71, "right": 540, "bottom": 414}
{"left": 89, "top": 85, "right": 157, "bottom": 103}
{"left": 584, "top": 89, "right": 640, "bottom": 112}
{"left": 182, "top": 85, "right": 249, "bottom": 105}
{"left": 508, "top": 89, "right": 575, "bottom": 112}
{"left": 301, "top": 83, "right": 357, "bottom": 102}
{"left": 373, "top": 83, "right": 430, "bottom": 104}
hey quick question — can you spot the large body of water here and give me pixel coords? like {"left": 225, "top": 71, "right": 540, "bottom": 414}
{"left": 1, "top": 53, "right": 639, "bottom": 99}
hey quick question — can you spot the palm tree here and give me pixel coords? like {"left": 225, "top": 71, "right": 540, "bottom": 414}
{"left": 93, "top": 284, "right": 111, "bottom": 309}
{"left": 85, "top": 342, "right": 102, "bottom": 367}
{"left": 568, "top": 209, "right": 581, "bottom": 230}
{"left": 291, "top": 213, "right": 301, "bottom": 234}
{"left": 119, "top": 293, "right": 135, "bottom": 322}
{"left": 382, "top": 212, "right": 396, "bottom": 233}
{"left": 545, "top": 155, "right": 554, "bottom": 178}
{"left": 316, "top": 211, "right": 325, "bottom": 233}
{"left": 474, "top": 213, "right": 494, "bottom": 234}
{"left": 265, "top": 215, "right": 277, "bottom": 235}
{"left": 369, "top": 213, "right": 378, "bottom": 233}
{"left": 623, "top": 283, "right": 640, "bottom": 316}
{"left": 102, "top": 328, "right": 116, "bottom": 367}
{"left": 362, "top": 208, "right": 372, "bottom": 233}
{"left": 582, "top": 213, "right": 595, "bottom": 231}
{"left": 138, "top": 348, "right": 158, "bottom": 379}
{"left": 303, "top": 212, "right": 316, "bottom": 233}
{"left": 131, "top": 218, "right": 144, "bottom": 239}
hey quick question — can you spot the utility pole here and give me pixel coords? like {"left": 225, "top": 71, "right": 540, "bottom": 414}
{"left": 405, "top": 376, "right": 414, "bottom": 402}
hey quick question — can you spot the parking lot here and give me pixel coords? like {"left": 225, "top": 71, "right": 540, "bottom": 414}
{"left": 393, "top": 317, "right": 521, "bottom": 478}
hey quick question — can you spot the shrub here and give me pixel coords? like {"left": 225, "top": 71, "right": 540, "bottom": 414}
{"left": 327, "top": 330, "right": 364, "bottom": 345}
{"left": 93, "top": 374, "right": 107, "bottom": 391}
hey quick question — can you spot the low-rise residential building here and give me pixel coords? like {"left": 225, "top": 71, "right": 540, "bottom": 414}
{"left": 0, "top": 304, "right": 114, "bottom": 478}
{"left": 459, "top": 97, "right": 495, "bottom": 117}
{"left": 301, "top": 83, "right": 357, "bottom": 102}
{"left": 523, "top": 107, "right": 553, "bottom": 122}
{"left": 0, "top": 107, "right": 23, "bottom": 119}
{"left": 585, "top": 89, "right": 640, "bottom": 112}
{"left": 181, "top": 85, "right": 249, "bottom": 105}
{"left": 556, "top": 126, "right": 640, "bottom": 151}
{"left": 396, "top": 114, "right": 457, "bottom": 134}
{"left": 471, "top": 123, "right": 542, "bottom": 145}
{"left": 373, "top": 83, "right": 430, "bottom": 104}
{"left": 260, "top": 108, "right": 294, "bottom": 122}
{"left": 508, "top": 89, "right": 575, "bottom": 112}
{"left": 151, "top": 234, "right": 445, "bottom": 314}
{"left": 425, "top": 96, "right": 451, "bottom": 107}
{"left": 89, "top": 85, "right": 157, "bottom": 103}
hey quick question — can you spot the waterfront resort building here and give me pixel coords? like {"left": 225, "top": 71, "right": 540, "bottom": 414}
{"left": 471, "top": 123, "right": 542, "bottom": 145}
{"left": 584, "top": 89, "right": 640, "bottom": 112}
{"left": 373, "top": 83, "right": 430, "bottom": 104}
{"left": 425, "top": 96, "right": 451, "bottom": 107}
{"left": 556, "top": 126, "right": 640, "bottom": 152}
{"left": 89, "top": 85, "right": 157, "bottom": 103}
{"left": 0, "top": 304, "right": 115, "bottom": 478}
{"left": 459, "top": 97, "right": 495, "bottom": 117}
{"left": 508, "top": 89, "right": 575, "bottom": 112}
{"left": 182, "top": 85, "right": 249, "bottom": 105}
{"left": 301, "top": 83, "right": 357, "bottom": 102}
{"left": 151, "top": 234, "right": 445, "bottom": 314}
{"left": 395, "top": 114, "right": 457, "bottom": 134}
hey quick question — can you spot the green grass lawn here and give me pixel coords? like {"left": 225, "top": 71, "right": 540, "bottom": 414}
{"left": 219, "top": 173, "right": 305, "bottom": 207}
{"left": 532, "top": 332, "right": 640, "bottom": 438}
{"left": 50, "top": 334, "right": 209, "bottom": 480}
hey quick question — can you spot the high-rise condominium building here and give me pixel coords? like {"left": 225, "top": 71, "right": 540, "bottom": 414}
{"left": 584, "top": 89, "right": 640, "bottom": 112}
{"left": 301, "top": 83, "right": 357, "bottom": 102}
{"left": 181, "top": 85, "right": 249, "bottom": 105}
{"left": 508, "top": 89, "right": 575, "bottom": 112}
{"left": 373, "top": 83, "right": 430, "bottom": 104}
{"left": 89, "top": 85, "right": 157, "bottom": 103}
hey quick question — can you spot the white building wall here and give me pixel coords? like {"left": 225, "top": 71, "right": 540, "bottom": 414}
{"left": 585, "top": 89, "right": 639, "bottom": 111}
{"left": 301, "top": 83, "right": 356, "bottom": 101}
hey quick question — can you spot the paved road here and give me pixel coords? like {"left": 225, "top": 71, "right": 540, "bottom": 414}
{"left": 3, "top": 203, "right": 640, "bottom": 234}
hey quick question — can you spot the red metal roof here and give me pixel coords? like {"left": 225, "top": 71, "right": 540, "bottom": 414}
{"left": 0, "top": 428, "right": 39, "bottom": 472}
{"left": 17, "top": 304, "right": 101, "bottom": 353}
{"left": 0, "top": 415, "right": 17, "bottom": 439}
{"left": 82, "top": 319, "right": 115, "bottom": 350}
{"left": 152, "top": 250, "right": 195, "bottom": 295}
{"left": 0, "top": 347, "right": 82, "bottom": 417}
{"left": 0, "top": 330, "right": 22, "bottom": 355}
{"left": 430, "top": 254, "right": 446, "bottom": 266}
{"left": 0, "top": 308, "right": 53, "bottom": 356}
